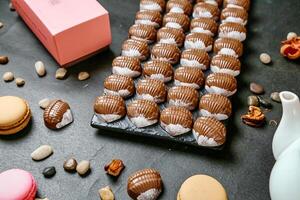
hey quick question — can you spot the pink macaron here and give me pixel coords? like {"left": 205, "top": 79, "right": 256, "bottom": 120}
{"left": 0, "top": 169, "right": 37, "bottom": 200}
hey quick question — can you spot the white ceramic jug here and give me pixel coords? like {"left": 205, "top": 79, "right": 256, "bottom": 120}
{"left": 272, "top": 91, "right": 300, "bottom": 160}
{"left": 270, "top": 137, "right": 300, "bottom": 200}
{"left": 270, "top": 91, "right": 300, "bottom": 200}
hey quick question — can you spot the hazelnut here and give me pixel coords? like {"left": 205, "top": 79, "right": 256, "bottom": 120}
{"left": 104, "top": 159, "right": 125, "bottom": 177}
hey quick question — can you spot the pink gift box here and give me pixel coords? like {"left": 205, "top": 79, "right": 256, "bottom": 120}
{"left": 12, "top": 0, "right": 112, "bottom": 67}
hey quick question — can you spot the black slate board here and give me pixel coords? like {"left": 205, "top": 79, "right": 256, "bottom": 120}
{"left": 91, "top": 2, "right": 234, "bottom": 150}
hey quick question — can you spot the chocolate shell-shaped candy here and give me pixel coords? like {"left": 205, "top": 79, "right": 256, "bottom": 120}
{"left": 210, "top": 54, "right": 241, "bottom": 76}
{"left": 174, "top": 66, "right": 205, "bottom": 89}
{"left": 166, "top": 0, "right": 193, "bottom": 15}
{"left": 218, "top": 22, "right": 247, "bottom": 42}
{"left": 160, "top": 106, "right": 193, "bottom": 136}
{"left": 193, "top": 117, "right": 226, "bottom": 147}
{"left": 135, "top": 10, "right": 162, "bottom": 28}
{"left": 94, "top": 95, "right": 126, "bottom": 122}
{"left": 184, "top": 32, "right": 213, "bottom": 52}
{"left": 163, "top": 12, "right": 190, "bottom": 32}
{"left": 157, "top": 27, "right": 185, "bottom": 47}
{"left": 44, "top": 100, "right": 73, "bottom": 129}
{"left": 221, "top": 7, "right": 248, "bottom": 25}
{"left": 121, "top": 39, "right": 150, "bottom": 61}
{"left": 196, "top": 0, "right": 223, "bottom": 7}
{"left": 127, "top": 168, "right": 163, "bottom": 200}
{"left": 143, "top": 60, "right": 173, "bottom": 82}
{"left": 104, "top": 74, "right": 135, "bottom": 98}
{"left": 151, "top": 43, "right": 181, "bottom": 64}
{"left": 199, "top": 93, "right": 232, "bottom": 120}
{"left": 168, "top": 86, "right": 199, "bottom": 110}
{"left": 140, "top": 0, "right": 166, "bottom": 12}
{"left": 190, "top": 17, "right": 218, "bottom": 36}
{"left": 129, "top": 24, "right": 157, "bottom": 43}
{"left": 180, "top": 49, "right": 210, "bottom": 70}
{"left": 193, "top": 2, "right": 220, "bottom": 21}
{"left": 214, "top": 38, "right": 243, "bottom": 58}
{"left": 127, "top": 99, "right": 160, "bottom": 128}
{"left": 112, "top": 56, "right": 142, "bottom": 78}
{"left": 137, "top": 79, "right": 167, "bottom": 103}
{"left": 223, "top": 0, "right": 250, "bottom": 11}
{"left": 205, "top": 73, "right": 237, "bottom": 96}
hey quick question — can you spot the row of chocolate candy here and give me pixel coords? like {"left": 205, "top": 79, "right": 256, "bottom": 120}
{"left": 95, "top": 0, "right": 176, "bottom": 128}
{"left": 193, "top": 0, "right": 250, "bottom": 147}
{"left": 130, "top": 0, "right": 194, "bottom": 132}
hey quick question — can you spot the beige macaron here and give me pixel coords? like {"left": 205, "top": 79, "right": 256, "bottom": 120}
{"left": 177, "top": 174, "right": 228, "bottom": 200}
{"left": 0, "top": 96, "right": 31, "bottom": 135}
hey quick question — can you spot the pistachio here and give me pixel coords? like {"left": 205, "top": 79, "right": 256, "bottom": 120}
{"left": 3, "top": 72, "right": 14, "bottom": 82}
{"left": 78, "top": 72, "right": 90, "bottom": 81}
{"left": 35, "top": 61, "right": 46, "bottom": 77}
{"left": 55, "top": 68, "right": 67, "bottom": 79}
{"left": 0, "top": 22, "right": 3, "bottom": 29}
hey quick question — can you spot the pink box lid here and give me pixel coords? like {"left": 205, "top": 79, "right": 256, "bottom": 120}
{"left": 13, "top": 0, "right": 112, "bottom": 66}
{"left": 26, "top": 0, "right": 108, "bottom": 35}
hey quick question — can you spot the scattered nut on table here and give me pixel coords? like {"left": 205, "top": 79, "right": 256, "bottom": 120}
{"left": 63, "top": 158, "right": 78, "bottom": 172}
{"left": 31, "top": 145, "right": 53, "bottom": 161}
{"left": 78, "top": 72, "right": 90, "bottom": 81}
{"left": 39, "top": 98, "right": 51, "bottom": 109}
{"left": 42, "top": 166, "right": 56, "bottom": 178}
{"left": 287, "top": 32, "right": 297, "bottom": 40}
{"left": 55, "top": 68, "right": 67, "bottom": 79}
{"left": 257, "top": 96, "right": 272, "bottom": 108}
{"left": 98, "top": 186, "right": 115, "bottom": 200}
{"left": 3, "top": 72, "right": 14, "bottom": 82}
{"left": 259, "top": 53, "right": 271, "bottom": 64}
{"left": 0, "top": 22, "right": 3, "bottom": 29}
{"left": 104, "top": 159, "right": 125, "bottom": 177}
{"left": 9, "top": 2, "right": 15, "bottom": 11}
{"left": 76, "top": 160, "right": 90, "bottom": 176}
{"left": 35, "top": 61, "right": 46, "bottom": 77}
{"left": 270, "top": 92, "right": 281, "bottom": 103}
{"left": 247, "top": 96, "right": 259, "bottom": 107}
{"left": 241, "top": 106, "right": 266, "bottom": 127}
{"left": 250, "top": 82, "right": 265, "bottom": 94}
{"left": 15, "top": 77, "right": 25, "bottom": 87}
{"left": 0, "top": 56, "right": 9, "bottom": 64}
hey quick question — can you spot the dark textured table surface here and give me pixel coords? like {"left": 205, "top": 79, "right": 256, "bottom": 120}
{"left": 1, "top": 0, "right": 300, "bottom": 199}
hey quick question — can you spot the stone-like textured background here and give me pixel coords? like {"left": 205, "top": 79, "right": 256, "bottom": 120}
{"left": 0, "top": 0, "right": 300, "bottom": 199}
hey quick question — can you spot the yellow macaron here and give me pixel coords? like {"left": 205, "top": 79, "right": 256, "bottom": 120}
{"left": 177, "top": 174, "right": 228, "bottom": 200}
{"left": 0, "top": 96, "right": 31, "bottom": 135}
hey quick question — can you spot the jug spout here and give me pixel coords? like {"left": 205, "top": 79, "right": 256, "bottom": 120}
{"left": 272, "top": 91, "right": 300, "bottom": 160}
